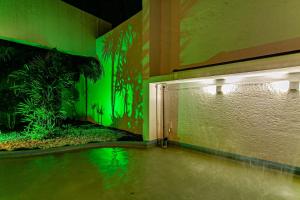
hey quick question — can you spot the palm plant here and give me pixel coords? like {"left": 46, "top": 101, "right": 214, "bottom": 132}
{"left": 0, "top": 89, "right": 19, "bottom": 130}
{"left": 0, "top": 46, "right": 18, "bottom": 130}
{"left": 10, "top": 49, "right": 77, "bottom": 139}
{"left": 0, "top": 46, "right": 15, "bottom": 63}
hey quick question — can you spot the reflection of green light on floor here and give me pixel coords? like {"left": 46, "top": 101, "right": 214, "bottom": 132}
{"left": 88, "top": 148, "right": 129, "bottom": 189}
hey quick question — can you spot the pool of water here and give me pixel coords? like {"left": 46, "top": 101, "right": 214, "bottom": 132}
{"left": 0, "top": 146, "right": 300, "bottom": 200}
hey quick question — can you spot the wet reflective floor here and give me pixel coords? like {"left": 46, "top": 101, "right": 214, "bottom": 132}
{"left": 0, "top": 146, "right": 300, "bottom": 200}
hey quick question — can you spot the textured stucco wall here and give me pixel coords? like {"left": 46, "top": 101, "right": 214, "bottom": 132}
{"left": 0, "top": 0, "right": 111, "bottom": 56}
{"left": 165, "top": 81, "right": 300, "bottom": 167}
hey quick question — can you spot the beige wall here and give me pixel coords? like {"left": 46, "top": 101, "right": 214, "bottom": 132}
{"left": 149, "top": 0, "right": 161, "bottom": 76}
{"left": 149, "top": 0, "right": 300, "bottom": 75}
{"left": 144, "top": 53, "right": 300, "bottom": 167}
{"left": 0, "top": 0, "right": 111, "bottom": 56}
{"left": 149, "top": 0, "right": 180, "bottom": 76}
{"left": 164, "top": 77, "right": 300, "bottom": 167}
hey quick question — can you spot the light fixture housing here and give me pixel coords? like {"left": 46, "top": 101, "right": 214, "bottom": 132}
{"left": 216, "top": 79, "right": 224, "bottom": 94}
{"left": 289, "top": 81, "right": 299, "bottom": 91}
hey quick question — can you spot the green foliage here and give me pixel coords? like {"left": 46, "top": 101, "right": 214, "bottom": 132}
{"left": 0, "top": 131, "right": 25, "bottom": 143}
{"left": 0, "top": 89, "right": 19, "bottom": 113}
{"left": 0, "top": 46, "right": 19, "bottom": 130}
{"left": 0, "top": 40, "right": 104, "bottom": 140}
{"left": 81, "top": 59, "right": 104, "bottom": 82}
{"left": 17, "top": 99, "right": 60, "bottom": 139}
{"left": 10, "top": 49, "right": 77, "bottom": 139}
{"left": 0, "top": 46, "right": 15, "bottom": 63}
{"left": 0, "top": 89, "right": 20, "bottom": 130}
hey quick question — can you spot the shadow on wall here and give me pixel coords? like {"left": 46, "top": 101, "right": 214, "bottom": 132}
{"left": 88, "top": 13, "right": 146, "bottom": 134}
{"left": 179, "top": 0, "right": 300, "bottom": 69}
{"left": 180, "top": 36, "right": 300, "bottom": 70}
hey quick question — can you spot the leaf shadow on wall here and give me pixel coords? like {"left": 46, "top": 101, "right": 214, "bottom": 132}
{"left": 95, "top": 20, "right": 144, "bottom": 134}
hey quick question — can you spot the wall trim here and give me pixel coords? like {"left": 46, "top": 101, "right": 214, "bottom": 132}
{"left": 174, "top": 49, "right": 300, "bottom": 73}
{"left": 0, "top": 141, "right": 152, "bottom": 159}
{"left": 169, "top": 140, "right": 300, "bottom": 176}
{"left": 144, "top": 139, "right": 159, "bottom": 147}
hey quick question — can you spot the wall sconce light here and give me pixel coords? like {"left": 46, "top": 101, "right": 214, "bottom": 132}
{"left": 288, "top": 73, "right": 300, "bottom": 91}
{"left": 289, "top": 81, "right": 300, "bottom": 91}
{"left": 203, "top": 79, "right": 237, "bottom": 95}
{"left": 269, "top": 80, "right": 299, "bottom": 93}
{"left": 200, "top": 71, "right": 300, "bottom": 95}
{"left": 216, "top": 79, "right": 224, "bottom": 94}
{"left": 216, "top": 85, "right": 222, "bottom": 94}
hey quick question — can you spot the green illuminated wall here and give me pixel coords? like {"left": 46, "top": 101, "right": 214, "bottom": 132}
{"left": 79, "top": 12, "right": 149, "bottom": 134}
{"left": 0, "top": 0, "right": 111, "bottom": 57}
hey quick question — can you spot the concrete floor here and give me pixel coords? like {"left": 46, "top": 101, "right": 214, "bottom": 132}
{"left": 0, "top": 146, "right": 300, "bottom": 200}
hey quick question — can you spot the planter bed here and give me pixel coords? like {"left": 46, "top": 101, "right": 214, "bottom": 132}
{"left": 0, "top": 124, "right": 142, "bottom": 151}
